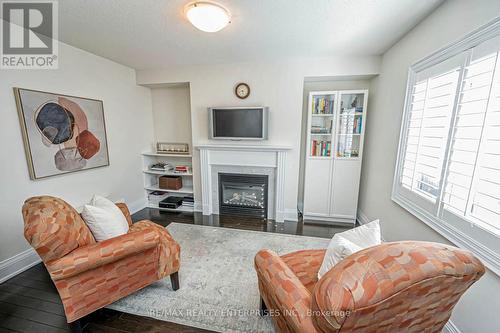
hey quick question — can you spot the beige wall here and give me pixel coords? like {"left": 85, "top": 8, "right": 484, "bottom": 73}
{"left": 358, "top": 1, "right": 500, "bottom": 332}
{"left": 0, "top": 41, "right": 153, "bottom": 262}
{"left": 151, "top": 85, "right": 192, "bottom": 148}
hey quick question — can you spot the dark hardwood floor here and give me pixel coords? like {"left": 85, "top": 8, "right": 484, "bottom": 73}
{"left": 0, "top": 209, "right": 351, "bottom": 332}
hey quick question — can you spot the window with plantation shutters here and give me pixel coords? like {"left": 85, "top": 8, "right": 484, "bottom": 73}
{"left": 402, "top": 64, "right": 460, "bottom": 201}
{"left": 393, "top": 19, "right": 500, "bottom": 276}
{"left": 443, "top": 40, "right": 500, "bottom": 234}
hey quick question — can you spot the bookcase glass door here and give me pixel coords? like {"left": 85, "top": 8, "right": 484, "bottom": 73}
{"left": 310, "top": 93, "right": 336, "bottom": 157}
{"left": 337, "top": 92, "right": 365, "bottom": 158}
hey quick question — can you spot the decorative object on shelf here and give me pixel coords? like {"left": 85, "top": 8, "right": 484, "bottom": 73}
{"left": 234, "top": 82, "right": 250, "bottom": 99}
{"left": 174, "top": 165, "right": 190, "bottom": 173}
{"left": 148, "top": 191, "right": 169, "bottom": 204}
{"left": 156, "top": 142, "right": 190, "bottom": 155}
{"left": 159, "top": 175, "right": 183, "bottom": 190}
{"left": 150, "top": 162, "right": 174, "bottom": 171}
{"left": 14, "top": 88, "right": 110, "bottom": 180}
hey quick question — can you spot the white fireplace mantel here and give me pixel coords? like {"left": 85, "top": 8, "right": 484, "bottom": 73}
{"left": 195, "top": 144, "right": 291, "bottom": 222}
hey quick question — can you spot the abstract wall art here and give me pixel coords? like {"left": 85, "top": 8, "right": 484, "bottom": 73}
{"left": 14, "top": 88, "right": 110, "bottom": 179}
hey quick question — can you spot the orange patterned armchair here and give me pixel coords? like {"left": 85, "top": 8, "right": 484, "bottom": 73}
{"left": 255, "top": 241, "right": 485, "bottom": 333}
{"left": 22, "top": 196, "right": 180, "bottom": 327}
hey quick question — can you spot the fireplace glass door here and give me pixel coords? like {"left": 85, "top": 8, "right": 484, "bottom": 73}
{"left": 219, "top": 173, "right": 268, "bottom": 218}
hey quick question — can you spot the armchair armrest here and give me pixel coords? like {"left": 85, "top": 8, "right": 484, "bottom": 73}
{"left": 254, "top": 249, "right": 317, "bottom": 333}
{"left": 46, "top": 228, "right": 159, "bottom": 280}
{"left": 116, "top": 202, "right": 133, "bottom": 226}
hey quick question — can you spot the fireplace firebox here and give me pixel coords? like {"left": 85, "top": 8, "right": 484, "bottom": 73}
{"left": 218, "top": 173, "right": 268, "bottom": 218}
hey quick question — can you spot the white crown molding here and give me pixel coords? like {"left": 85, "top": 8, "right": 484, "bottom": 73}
{"left": 0, "top": 248, "right": 41, "bottom": 284}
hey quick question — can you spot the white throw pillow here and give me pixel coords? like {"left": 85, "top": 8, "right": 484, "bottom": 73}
{"left": 318, "top": 220, "right": 381, "bottom": 278}
{"left": 81, "top": 195, "right": 129, "bottom": 241}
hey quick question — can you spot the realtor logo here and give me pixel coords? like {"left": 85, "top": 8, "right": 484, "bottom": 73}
{"left": 1, "top": 0, "right": 58, "bottom": 69}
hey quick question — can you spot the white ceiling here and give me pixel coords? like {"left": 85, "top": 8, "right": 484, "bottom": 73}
{"left": 58, "top": 0, "right": 444, "bottom": 70}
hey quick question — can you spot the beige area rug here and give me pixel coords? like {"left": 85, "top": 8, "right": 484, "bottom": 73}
{"left": 107, "top": 223, "right": 330, "bottom": 332}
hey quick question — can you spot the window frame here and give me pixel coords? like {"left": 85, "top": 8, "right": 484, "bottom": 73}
{"left": 392, "top": 17, "right": 500, "bottom": 276}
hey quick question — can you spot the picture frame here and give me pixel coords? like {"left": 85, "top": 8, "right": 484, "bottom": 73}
{"left": 14, "top": 87, "right": 110, "bottom": 180}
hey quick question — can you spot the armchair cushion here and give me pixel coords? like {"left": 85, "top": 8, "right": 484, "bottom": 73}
{"left": 318, "top": 220, "right": 381, "bottom": 278}
{"left": 46, "top": 227, "right": 160, "bottom": 280}
{"left": 81, "top": 195, "right": 129, "bottom": 241}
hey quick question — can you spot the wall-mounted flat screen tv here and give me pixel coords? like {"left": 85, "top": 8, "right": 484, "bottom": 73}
{"left": 209, "top": 107, "right": 268, "bottom": 140}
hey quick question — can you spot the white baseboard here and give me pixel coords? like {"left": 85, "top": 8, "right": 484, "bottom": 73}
{"left": 443, "top": 321, "right": 460, "bottom": 333}
{"left": 0, "top": 248, "right": 41, "bottom": 284}
{"left": 194, "top": 201, "right": 203, "bottom": 212}
{"left": 284, "top": 209, "right": 298, "bottom": 222}
{"left": 356, "top": 209, "right": 371, "bottom": 225}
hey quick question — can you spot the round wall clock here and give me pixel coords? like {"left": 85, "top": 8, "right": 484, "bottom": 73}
{"left": 235, "top": 83, "right": 250, "bottom": 99}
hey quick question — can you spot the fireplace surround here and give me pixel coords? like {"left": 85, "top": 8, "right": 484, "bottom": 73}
{"left": 196, "top": 144, "right": 291, "bottom": 222}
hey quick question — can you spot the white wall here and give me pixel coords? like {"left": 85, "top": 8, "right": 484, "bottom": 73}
{"left": 151, "top": 85, "right": 192, "bottom": 147}
{"left": 0, "top": 41, "right": 153, "bottom": 262}
{"left": 358, "top": 1, "right": 500, "bottom": 332}
{"left": 136, "top": 56, "right": 381, "bottom": 217}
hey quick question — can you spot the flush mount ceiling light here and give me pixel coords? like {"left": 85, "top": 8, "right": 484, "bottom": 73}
{"left": 185, "top": 1, "right": 231, "bottom": 32}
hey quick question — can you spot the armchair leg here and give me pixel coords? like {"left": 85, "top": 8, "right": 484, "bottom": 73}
{"left": 260, "top": 297, "right": 269, "bottom": 316}
{"left": 68, "top": 319, "right": 82, "bottom": 333}
{"left": 170, "top": 272, "right": 180, "bottom": 291}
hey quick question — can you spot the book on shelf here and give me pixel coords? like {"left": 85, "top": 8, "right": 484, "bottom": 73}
{"left": 310, "top": 140, "right": 331, "bottom": 157}
{"left": 148, "top": 191, "right": 169, "bottom": 204}
{"left": 182, "top": 195, "right": 194, "bottom": 207}
{"left": 353, "top": 116, "right": 362, "bottom": 134}
{"left": 311, "top": 126, "right": 330, "bottom": 134}
{"left": 312, "top": 96, "right": 334, "bottom": 115}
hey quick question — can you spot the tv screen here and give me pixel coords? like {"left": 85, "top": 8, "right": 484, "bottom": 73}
{"left": 210, "top": 107, "right": 268, "bottom": 140}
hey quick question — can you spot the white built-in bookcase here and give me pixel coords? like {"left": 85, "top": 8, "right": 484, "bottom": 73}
{"left": 142, "top": 152, "right": 194, "bottom": 212}
{"left": 303, "top": 89, "right": 368, "bottom": 224}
